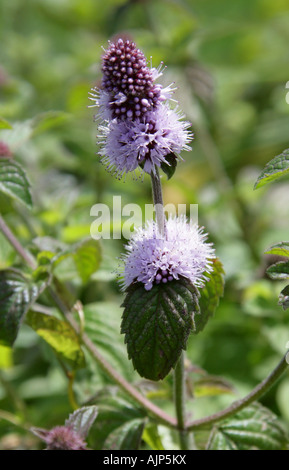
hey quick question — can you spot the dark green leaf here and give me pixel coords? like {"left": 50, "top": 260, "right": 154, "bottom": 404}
{"left": 195, "top": 258, "right": 224, "bottom": 334}
{"left": 0, "top": 269, "right": 49, "bottom": 346}
{"left": 266, "top": 261, "right": 289, "bottom": 280}
{"left": 265, "top": 242, "right": 289, "bottom": 257}
{"left": 65, "top": 406, "right": 98, "bottom": 438}
{"left": 161, "top": 153, "right": 178, "bottom": 180}
{"left": 254, "top": 149, "right": 289, "bottom": 189}
{"left": 0, "top": 158, "right": 32, "bottom": 208}
{"left": 207, "top": 403, "right": 288, "bottom": 450}
{"left": 26, "top": 310, "right": 85, "bottom": 369}
{"left": 90, "top": 397, "right": 145, "bottom": 450}
{"left": 121, "top": 277, "right": 200, "bottom": 381}
{"left": 104, "top": 418, "right": 145, "bottom": 450}
{"left": 278, "top": 285, "right": 289, "bottom": 310}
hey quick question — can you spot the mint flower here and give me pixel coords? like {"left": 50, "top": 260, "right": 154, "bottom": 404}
{"left": 98, "top": 104, "right": 192, "bottom": 177}
{"left": 89, "top": 38, "right": 174, "bottom": 122}
{"left": 120, "top": 216, "right": 215, "bottom": 291}
{"left": 89, "top": 38, "right": 192, "bottom": 177}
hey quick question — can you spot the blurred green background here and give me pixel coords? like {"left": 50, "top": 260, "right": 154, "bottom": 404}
{"left": 1, "top": 0, "right": 289, "bottom": 450}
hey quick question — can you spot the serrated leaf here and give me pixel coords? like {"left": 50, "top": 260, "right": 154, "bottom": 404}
{"left": 121, "top": 277, "right": 200, "bottom": 381}
{"left": 254, "top": 149, "right": 289, "bottom": 189}
{"left": 104, "top": 418, "right": 145, "bottom": 450}
{"left": 0, "top": 158, "right": 32, "bottom": 208}
{"left": 0, "top": 269, "right": 49, "bottom": 346}
{"left": 73, "top": 239, "right": 101, "bottom": 283}
{"left": 161, "top": 153, "right": 178, "bottom": 180}
{"left": 265, "top": 242, "right": 289, "bottom": 257}
{"left": 266, "top": 261, "right": 289, "bottom": 280}
{"left": 194, "top": 258, "right": 224, "bottom": 334}
{"left": 207, "top": 403, "right": 288, "bottom": 450}
{"left": 65, "top": 406, "right": 98, "bottom": 438}
{"left": 26, "top": 310, "right": 85, "bottom": 369}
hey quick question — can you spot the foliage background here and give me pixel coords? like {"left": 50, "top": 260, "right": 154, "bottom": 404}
{"left": 0, "top": 0, "right": 289, "bottom": 449}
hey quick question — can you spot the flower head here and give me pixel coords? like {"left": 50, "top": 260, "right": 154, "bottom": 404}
{"left": 89, "top": 38, "right": 192, "bottom": 177}
{"left": 98, "top": 104, "right": 192, "bottom": 178}
{"left": 32, "top": 425, "right": 87, "bottom": 451}
{"left": 120, "top": 215, "right": 215, "bottom": 291}
{"left": 90, "top": 38, "right": 173, "bottom": 122}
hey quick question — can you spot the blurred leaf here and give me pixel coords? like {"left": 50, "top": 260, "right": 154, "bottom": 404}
{"left": 207, "top": 403, "right": 288, "bottom": 450}
{"left": 194, "top": 258, "right": 224, "bottom": 334}
{"left": 72, "top": 239, "right": 102, "bottom": 283}
{"left": 121, "top": 278, "right": 200, "bottom": 381}
{"left": 65, "top": 406, "right": 98, "bottom": 438}
{"left": 0, "top": 269, "right": 50, "bottom": 346}
{"left": 194, "top": 375, "right": 235, "bottom": 398}
{"left": 32, "top": 111, "right": 70, "bottom": 136}
{"left": 0, "top": 158, "right": 32, "bottom": 208}
{"left": 91, "top": 397, "right": 145, "bottom": 450}
{"left": 266, "top": 261, "right": 289, "bottom": 280}
{"left": 26, "top": 310, "right": 85, "bottom": 369}
{"left": 84, "top": 302, "right": 135, "bottom": 381}
{"left": 0, "top": 118, "right": 12, "bottom": 130}
{"left": 265, "top": 242, "right": 289, "bottom": 258}
{"left": 254, "top": 149, "right": 289, "bottom": 189}
{"left": 142, "top": 423, "right": 165, "bottom": 450}
{"left": 0, "top": 345, "right": 12, "bottom": 368}
{"left": 103, "top": 418, "right": 145, "bottom": 450}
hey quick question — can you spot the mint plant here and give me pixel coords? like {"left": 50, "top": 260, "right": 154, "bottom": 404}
{"left": 0, "top": 38, "right": 288, "bottom": 451}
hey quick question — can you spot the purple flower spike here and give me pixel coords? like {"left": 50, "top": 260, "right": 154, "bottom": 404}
{"left": 120, "top": 215, "right": 215, "bottom": 291}
{"left": 89, "top": 38, "right": 193, "bottom": 177}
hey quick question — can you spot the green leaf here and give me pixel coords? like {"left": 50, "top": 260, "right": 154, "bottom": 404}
{"left": 195, "top": 258, "right": 224, "bottom": 334}
{"left": 104, "top": 418, "right": 145, "bottom": 450}
{"left": 0, "top": 118, "right": 12, "bottom": 130}
{"left": 73, "top": 239, "right": 102, "bottom": 283}
{"left": 254, "top": 148, "right": 289, "bottom": 189}
{"left": 0, "top": 158, "right": 32, "bottom": 208}
{"left": 0, "top": 345, "right": 12, "bottom": 368}
{"left": 265, "top": 242, "right": 289, "bottom": 257}
{"left": 121, "top": 277, "right": 200, "bottom": 381}
{"left": 65, "top": 406, "right": 98, "bottom": 438}
{"left": 161, "top": 153, "right": 178, "bottom": 180}
{"left": 26, "top": 310, "right": 85, "bottom": 369}
{"left": 142, "top": 423, "right": 165, "bottom": 450}
{"left": 0, "top": 269, "right": 49, "bottom": 346}
{"left": 194, "top": 375, "right": 235, "bottom": 398}
{"left": 266, "top": 261, "right": 289, "bottom": 280}
{"left": 207, "top": 403, "right": 288, "bottom": 450}
{"left": 91, "top": 397, "right": 145, "bottom": 450}
{"left": 278, "top": 285, "right": 289, "bottom": 310}
{"left": 84, "top": 302, "right": 136, "bottom": 381}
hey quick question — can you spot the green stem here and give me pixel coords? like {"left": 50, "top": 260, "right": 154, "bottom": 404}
{"left": 151, "top": 167, "right": 165, "bottom": 235}
{"left": 174, "top": 352, "right": 191, "bottom": 450}
{"left": 187, "top": 351, "right": 289, "bottom": 431}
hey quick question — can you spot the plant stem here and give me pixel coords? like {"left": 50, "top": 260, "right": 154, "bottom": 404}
{"left": 174, "top": 352, "right": 191, "bottom": 450}
{"left": 187, "top": 351, "right": 289, "bottom": 431}
{"left": 0, "top": 213, "right": 176, "bottom": 429}
{"left": 151, "top": 167, "right": 165, "bottom": 236}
